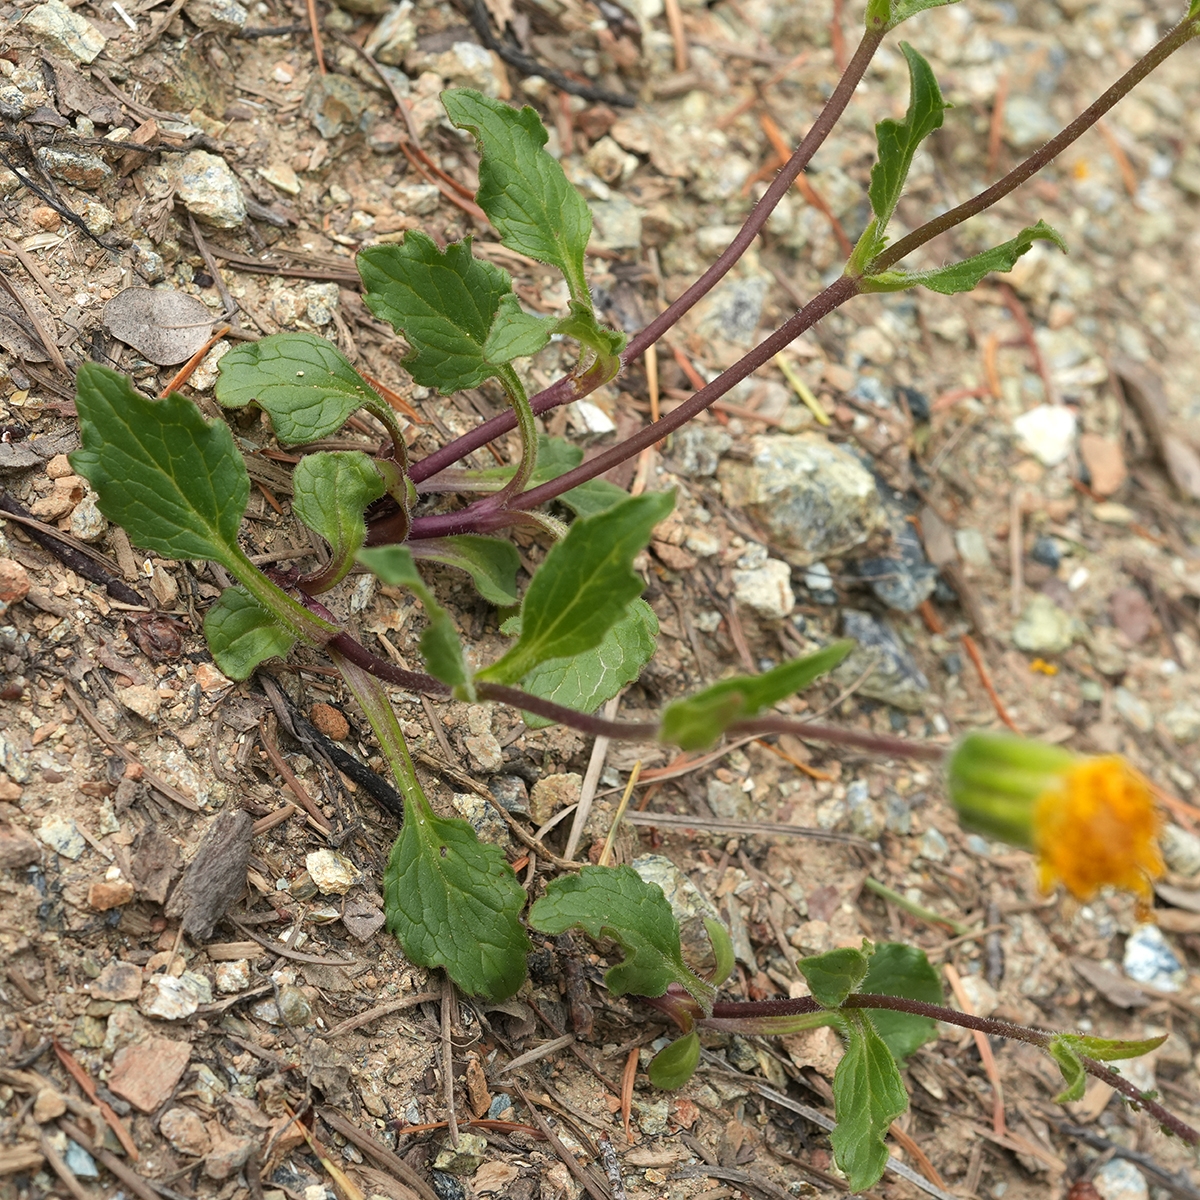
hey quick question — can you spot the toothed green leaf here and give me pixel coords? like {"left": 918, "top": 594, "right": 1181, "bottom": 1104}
{"left": 649, "top": 1032, "right": 701, "bottom": 1090}
{"left": 799, "top": 945, "right": 870, "bottom": 1008}
{"left": 660, "top": 641, "right": 855, "bottom": 751}
{"left": 291, "top": 451, "right": 388, "bottom": 590}
{"left": 442, "top": 88, "right": 592, "bottom": 303}
{"left": 204, "top": 586, "right": 296, "bottom": 680}
{"left": 529, "top": 864, "right": 716, "bottom": 1010}
{"left": 859, "top": 942, "right": 943, "bottom": 1064}
{"left": 864, "top": 220, "right": 1067, "bottom": 295}
{"left": 215, "top": 331, "right": 390, "bottom": 446}
{"left": 412, "top": 536, "right": 521, "bottom": 607}
{"left": 477, "top": 492, "right": 674, "bottom": 685}
{"left": 483, "top": 293, "right": 556, "bottom": 363}
{"left": 867, "top": 0, "right": 962, "bottom": 30}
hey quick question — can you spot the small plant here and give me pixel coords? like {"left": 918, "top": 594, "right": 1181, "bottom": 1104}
{"left": 68, "top": 0, "right": 1200, "bottom": 1187}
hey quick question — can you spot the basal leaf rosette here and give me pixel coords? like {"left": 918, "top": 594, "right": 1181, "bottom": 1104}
{"left": 948, "top": 733, "right": 1164, "bottom": 909}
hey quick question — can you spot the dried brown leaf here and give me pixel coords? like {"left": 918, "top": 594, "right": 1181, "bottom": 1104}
{"left": 103, "top": 287, "right": 215, "bottom": 366}
{"left": 165, "top": 808, "right": 252, "bottom": 939}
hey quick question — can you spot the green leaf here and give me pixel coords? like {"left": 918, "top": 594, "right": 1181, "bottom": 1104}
{"left": 830, "top": 1012, "right": 908, "bottom": 1192}
{"left": 411, "top": 536, "right": 521, "bottom": 606}
{"left": 868, "top": 44, "right": 947, "bottom": 230}
{"left": 1191, "top": 0, "right": 1199, "bottom": 20}
{"left": 359, "top": 233, "right": 528, "bottom": 394}
{"left": 660, "top": 641, "right": 855, "bottom": 752}
{"left": 215, "top": 331, "right": 389, "bottom": 447}
{"left": 1066, "top": 1033, "right": 1168, "bottom": 1062}
{"left": 358, "top": 546, "right": 471, "bottom": 693}
{"left": 442, "top": 88, "right": 592, "bottom": 303}
{"left": 859, "top": 942, "right": 943, "bottom": 1064}
{"left": 517, "top": 598, "right": 658, "bottom": 729}
{"left": 483, "top": 292, "right": 556, "bottom": 364}
{"left": 1048, "top": 1037, "right": 1087, "bottom": 1103}
{"left": 559, "top": 478, "right": 630, "bottom": 518}
{"left": 799, "top": 946, "right": 869, "bottom": 1008}
{"left": 554, "top": 300, "right": 627, "bottom": 377}
{"left": 291, "top": 451, "right": 388, "bottom": 590}
{"left": 863, "top": 220, "right": 1067, "bottom": 295}
{"left": 528, "top": 864, "right": 716, "bottom": 1011}
{"left": 204, "top": 586, "right": 296, "bottom": 680}
{"left": 384, "top": 806, "right": 530, "bottom": 1000}
{"left": 477, "top": 492, "right": 674, "bottom": 685}
{"left": 705, "top": 918, "right": 735, "bottom": 987}
{"left": 867, "top": 0, "right": 961, "bottom": 30}
{"left": 71, "top": 364, "right": 248, "bottom": 565}
{"left": 648, "top": 1032, "right": 701, "bottom": 1090}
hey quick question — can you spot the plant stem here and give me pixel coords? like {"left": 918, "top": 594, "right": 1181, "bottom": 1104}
{"left": 330, "top": 645, "right": 431, "bottom": 817}
{"left": 226, "top": 548, "right": 339, "bottom": 645}
{"left": 869, "top": 15, "right": 1200, "bottom": 275}
{"left": 862, "top": 876, "right": 971, "bottom": 935}
{"left": 400, "top": 28, "right": 885, "bottom": 489}
{"left": 489, "top": 364, "right": 540, "bottom": 507}
{"left": 705, "top": 993, "right": 1200, "bottom": 1144}
{"left": 408, "top": 274, "right": 861, "bottom": 536}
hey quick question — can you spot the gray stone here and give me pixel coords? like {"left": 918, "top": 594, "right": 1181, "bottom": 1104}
{"left": 433, "top": 1131, "right": 488, "bottom": 1175}
{"left": 529, "top": 772, "right": 581, "bottom": 826}
{"left": 36, "top": 146, "right": 111, "bottom": 190}
{"left": 1092, "top": 1157, "right": 1148, "bottom": 1200}
{"left": 706, "top": 778, "right": 750, "bottom": 822}
{"left": 589, "top": 195, "right": 642, "bottom": 253}
{"left": 1160, "top": 824, "right": 1200, "bottom": 878}
{"left": 632, "top": 853, "right": 721, "bottom": 971}
{"left": 834, "top": 611, "right": 929, "bottom": 712}
{"left": 363, "top": 1, "right": 415, "bottom": 64}
{"left": 213, "top": 960, "right": 249, "bottom": 994}
{"left": 62, "top": 1139, "right": 97, "bottom": 1179}
{"left": 140, "top": 972, "right": 211, "bottom": 1020}
{"left": 0, "top": 83, "right": 31, "bottom": 120}
{"left": 667, "top": 426, "right": 731, "bottom": 477}
{"left": 451, "top": 792, "right": 507, "bottom": 844}
{"left": 954, "top": 528, "right": 990, "bottom": 569}
{"left": 1013, "top": 403, "right": 1076, "bottom": 466}
{"left": 394, "top": 181, "right": 441, "bottom": 215}
{"left": 302, "top": 281, "right": 340, "bottom": 326}
{"left": 719, "top": 434, "right": 887, "bottom": 567}
{"left": 1004, "top": 95, "right": 1059, "bottom": 150}
{"left": 303, "top": 73, "right": 370, "bottom": 139}
{"left": 1012, "top": 594, "right": 1077, "bottom": 654}
{"left": 0, "top": 734, "right": 31, "bottom": 783}
{"left": 183, "top": 0, "right": 247, "bottom": 31}
{"left": 252, "top": 984, "right": 313, "bottom": 1026}
{"left": 919, "top": 828, "right": 948, "bottom": 862}
{"left": 171, "top": 151, "right": 245, "bottom": 228}
{"left": 733, "top": 559, "right": 794, "bottom": 620}
{"left": 417, "top": 42, "right": 504, "bottom": 97}
{"left": 1123, "top": 925, "right": 1185, "bottom": 992}
{"left": 38, "top": 814, "right": 85, "bottom": 860}
{"left": 693, "top": 275, "right": 769, "bottom": 347}
{"left": 23, "top": 0, "right": 106, "bottom": 63}
{"left": 845, "top": 780, "right": 882, "bottom": 840}
{"left": 1163, "top": 705, "right": 1200, "bottom": 744}
{"left": 858, "top": 514, "right": 937, "bottom": 613}
{"left": 68, "top": 490, "right": 106, "bottom": 541}
{"left": 1114, "top": 686, "right": 1153, "bottom": 734}
{"left": 490, "top": 775, "right": 529, "bottom": 816}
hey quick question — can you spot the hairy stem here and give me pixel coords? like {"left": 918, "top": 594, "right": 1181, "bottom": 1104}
{"left": 706, "top": 993, "right": 1200, "bottom": 1145}
{"left": 407, "top": 275, "right": 861, "bottom": 537}
{"left": 399, "top": 28, "right": 885, "bottom": 490}
{"left": 870, "top": 15, "right": 1200, "bottom": 274}
{"left": 491, "top": 363, "right": 539, "bottom": 506}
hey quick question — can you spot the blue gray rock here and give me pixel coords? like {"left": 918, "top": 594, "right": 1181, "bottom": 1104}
{"left": 834, "top": 610, "right": 930, "bottom": 711}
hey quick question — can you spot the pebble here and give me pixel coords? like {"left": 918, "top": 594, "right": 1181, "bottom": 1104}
{"left": 303, "top": 282, "right": 340, "bottom": 326}
{"left": 692, "top": 274, "right": 769, "bottom": 347}
{"left": 204, "top": 1129, "right": 256, "bottom": 1181}
{"left": 88, "top": 877, "right": 135, "bottom": 910}
{"left": 1123, "top": 925, "right": 1186, "bottom": 992}
{"left": 733, "top": 558, "right": 794, "bottom": 620}
{"left": 170, "top": 151, "right": 246, "bottom": 228}
{"left": 213, "top": 959, "right": 250, "bottom": 993}
{"left": 341, "top": 897, "right": 386, "bottom": 941}
{"left": 835, "top": 611, "right": 930, "bottom": 711}
{"left": 252, "top": 983, "right": 313, "bottom": 1026}
{"left": 420, "top": 42, "right": 504, "bottom": 96}
{"left": 140, "top": 971, "right": 212, "bottom": 1020}
{"left": 116, "top": 684, "right": 161, "bottom": 722}
{"left": 719, "top": 434, "right": 887, "bottom": 567}
{"left": 0, "top": 559, "right": 30, "bottom": 606}
{"left": 1030, "top": 535, "right": 1062, "bottom": 568}
{"left": 1079, "top": 432, "right": 1127, "bottom": 496}
{"left": 183, "top": 0, "right": 247, "bottom": 32}
{"left": 109, "top": 1035, "right": 191, "bottom": 1112}
{"left": 529, "top": 772, "right": 581, "bottom": 825}
{"left": 303, "top": 73, "right": 371, "bottom": 138}
{"left": 432, "top": 1171, "right": 468, "bottom": 1200}
{"left": 189, "top": 340, "right": 231, "bottom": 391}
{"left": 845, "top": 780, "right": 882, "bottom": 840}
{"left": 1160, "top": 825, "right": 1200, "bottom": 877}
{"left": 0, "top": 822, "right": 40, "bottom": 868}
{"left": 858, "top": 514, "right": 938, "bottom": 613}
{"left": 590, "top": 195, "right": 643, "bottom": 254}
{"left": 38, "top": 813, "right": 85, "bottom": 859}
{"left": 1113, "top": 686, "right": 1153, "bottom": 733}
{"left": 394, "top": 181, "right": 441, "bottom": 216}
{"left": 62, "top": 1138, "right": 98, "bottom": 1179}
{"left": 451, "top": 792, "right": 507, "bottom": 844}
{"left": 1092, "top": 1157, "right": 1149, "bottom": 1200}
{"left": 22, "top": 0, "right": 106, "bottom": 63}
{"left": 464, "top": 732, "right": 503, "bottom": 772}
{"left": 262, "top": 160, "right": 302, "bottom": 196}
{"left": 35, "top": 145, "right": 112, "bottom": 190}
{"left": 306, "top": 849, "right": 358, "bottom": 895}
{"left": 1163, "top": 705, "right": 1200, "bottom": 744}
{"left": 69, "top": 490, "right": 106, "bottom": 541}
{"left": 1013, "top": 404, "right": 1076, "bottom": 466}
{"left": 33, "top": 1087, "right": 67, "bottom": 1122}
{"left": 433, "top": 1131, "right": 488, "bottom": 1175}
{"left": 489, "top": 775, "right": 529, "bottom": 816}
{"left": 1004, "top": 94, "right": 1060, "bottom": 149}
{"left": 706, "top": 779, "right": 751, "bottom": 822}
{"left": 1012, "top": 594, "right": 1077, "bottom": 654}
{"left": 91, "top": 960, "right": 144, "bottom": 1002}
{"left": 955, "top": 528, "right": 991, "bottom": 569}
{"left": 160, "top": 1106, "right": 212, "bottom": 1157}
{"left": 919, "top": 828, "right": 948, "bottom": 862}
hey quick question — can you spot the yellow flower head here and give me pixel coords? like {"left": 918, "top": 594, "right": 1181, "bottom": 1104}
{"left": 947, "top": 734, "right": 1164, "bottom": 909}
{"left": 1033, "top": 755, "right": 1163, "bottom": 906}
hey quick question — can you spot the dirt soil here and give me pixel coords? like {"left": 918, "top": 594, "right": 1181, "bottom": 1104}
{"left": 2, "top": 0, "right": 1200, "bottom": 1196}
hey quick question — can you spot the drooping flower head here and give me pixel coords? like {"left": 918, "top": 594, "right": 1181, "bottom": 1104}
{"left": 947, "top": 733, "right": 1164, "bottom": 908}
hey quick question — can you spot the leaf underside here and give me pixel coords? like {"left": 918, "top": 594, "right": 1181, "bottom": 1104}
{"left": 291, "top": 451, "right": 387, "bottom": 588}
{"left": 204, "top": 586, "right": 296, "bottom": 680}
{"left": 410, "top": 535, "right": 521, "bottom": 607}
